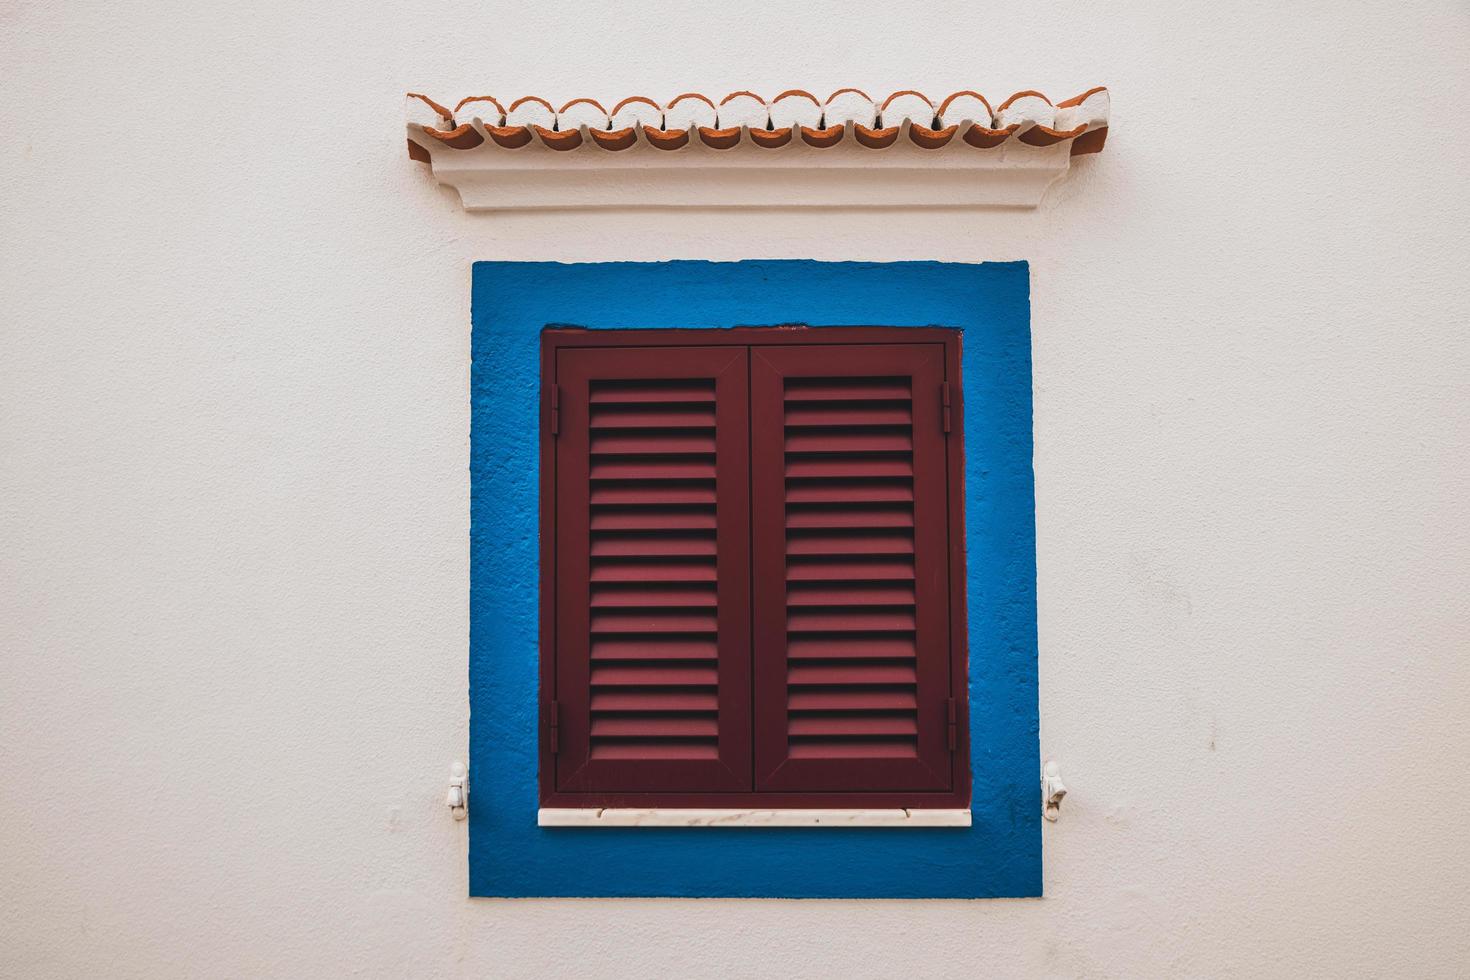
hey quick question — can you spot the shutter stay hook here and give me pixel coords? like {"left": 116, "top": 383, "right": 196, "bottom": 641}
{"left": 446, "top": 761, "right": 468, "bottom": 821}
{"left": 1042, "top": 760, "right": 1066, "bottom": 822}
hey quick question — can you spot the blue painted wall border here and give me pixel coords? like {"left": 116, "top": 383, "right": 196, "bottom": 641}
{"left": 470, "top": 260, "right": 1038, "bottom": 898}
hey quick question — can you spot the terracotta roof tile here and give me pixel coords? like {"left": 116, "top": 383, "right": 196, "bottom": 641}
{"left": 665, "top": 93, "right": 718, "bottom": 131}
{"left": 406, "top": 87, "right": 1109, "bottom": 157}
{"left": 611, "top": 96, "right": 663, "bottom": 130}
{"left": 718, "top": 92, "right": 770, "bottom": 131}
{"left": 824, "top": 88, "right": 879, "bottom": 128}
{"left": 768, "top": 90, "right": 823, "bottom": 131}
{"left": 558, "top": 98, "right": 610, "bottom": 131}
{"left": 454, "top": 96, "right": 505, "bottom": 126}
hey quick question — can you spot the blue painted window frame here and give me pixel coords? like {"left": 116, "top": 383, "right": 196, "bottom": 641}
{"left": 470, "top": 260, "right": 1038, "bottom": 898}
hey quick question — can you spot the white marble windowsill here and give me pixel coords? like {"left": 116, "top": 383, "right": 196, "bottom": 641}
{"left": 537, "top": 808, "right": 971, "bottom": 828}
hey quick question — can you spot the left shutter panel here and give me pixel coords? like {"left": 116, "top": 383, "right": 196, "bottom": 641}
{"left": 553, "top": 345, "right": 752, "bottom": 795}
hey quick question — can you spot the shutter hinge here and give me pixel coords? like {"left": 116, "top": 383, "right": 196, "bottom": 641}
{"left": 547, "top": 384, "right": 561, "bottom": 436}
{"left": 946, "top": 697, "right": 958, "bottom": 750}
{"left": 547, "top": 700, "right": 560, "bottom": 754}
{"left": 940, "top": 382, "right": 953, "bottom": 434}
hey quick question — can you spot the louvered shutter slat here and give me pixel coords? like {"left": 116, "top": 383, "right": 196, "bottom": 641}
{"left": 787, "top": 583, "right": 915, "bottom": 606}
{"left": 554, "top": 347, "right": 751, "bottom": 792}
{"left": 589, "top": 637, "right": 719, "bottom": 660}
{"left": 589, "top": 559, "right": 717, "bottom": 582}
{"left": 785, "top": 458, "right": 914, "bottom": 479}
{"left": 751, "top": 344, "right": 955, "bottom": 793}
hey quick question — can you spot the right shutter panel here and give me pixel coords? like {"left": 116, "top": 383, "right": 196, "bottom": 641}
{"left": 553, "top": 345, "right": 751, "bottom": 795}
{"left": 751, "top": 343, "right": 954, "bottom": 793}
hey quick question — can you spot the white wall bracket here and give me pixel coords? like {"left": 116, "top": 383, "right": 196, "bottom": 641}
{"left": 446, "top": 761, "right": 467, "bottom": 821}
{"left": 407, "top": 122, "right": 1079, "bottom": 211}
{"left": 1042, "top": 760, "right": 1066, "bottom": 822}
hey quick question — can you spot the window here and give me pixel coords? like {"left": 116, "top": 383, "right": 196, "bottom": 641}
{"left": 472, "top": 260, "right": 1037, "bottom": 897}
{"left": 539, "top": 327, "right": 969, "bottom": 809}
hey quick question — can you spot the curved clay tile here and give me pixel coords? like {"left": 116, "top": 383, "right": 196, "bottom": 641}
{"left": 717, "top": 92, "right": 770, "bottom": 131}
{"left": 1053, "top": 88, "right": 1109, "bottom": 133}
{"left": 960, "top": 124, "right": 1017, "bottom": 148}
{"left": 909, "top": 122, "right": 958, "bottom": 149}
{"left": 799, "top": 89, "right": 867, "bottom": 147}
{"left": 418, "top": 123, "right": 483, "bottom": 149}
{"left": 558, "top": 98, "right": 610, "bottom": 132}
{"left": 854, "top": 123, "right": 898, "bottom": 148}
{"left": 899, "top": 90, "right": 970, "bottom": 147}
{"left": 800, "top": 124, "right": 845, "bottom": 147}
{"left": 656, "top": 93, "right": 736, "bottom": 149}
{"left": 486, "top": 125, "right": 533, "bottom": 148}
{"left": 406, "top": 93, "right": 483, "bottom": 148}
{"left": 1055, "top": 87, "right": 1110, "bottom": 155}
{"left": 759, "top": 90, "right": 818, "bottom": 147}
{"left": 880, "top": 91, "right": 935, "bottom": 128}
{"left": 937, "top": 91, "right": 994, "bottom": 129}
{"left": 1069, "top": 127, "right": 1108, "bottom": 156}
{"left": 506, "top": 96, "right": 557, "bottom": 129}
{"left": 994, "top": 91, "right": 1087, "bottom": 146}
{"left": 589, "top": 126, "right": 638, "bottom": 151}
{"left": 767, "top": 90, "right": 822, "bottom": 131}
{"left": 454, "top": 96, "right": 506, "bottom": 127}
{"left": 1018, "top": 122, "right": 1086, "bottom": 146}
{"left": 698, "top": 127, "right": 742, "bottom": 149}
{"left": 502, "top": 96, "right": 575, "bottom": 149}
{"left": 748, "top": 128, "right": 793, "bottom": 148}
{"left": 823, "top": 88, "right": 877, "bottom": 128}
{"left": 406, "top": 92, "right": 454, "bottom": 129}
{"left": 879, "top": 91, "right": 952, "bottom": 149}
{"left": 994, "top": 91, "right": 1055, "bottom": 131}
{"left": 536, "top": 126, "right": 584, "bottom": 150}
{"left": 664, "top": 93, "right": 718, "bottom": 132}
{"left": 642, "top": 125, "right": 690, "bottom": 150}
{"left": 706, "top": 92, "right": 769, "bottom": 148}
{"left": 1055, "top": 86, "right": 1108, "bottom": 120}
{"left": 943, "top": 90, "right": 1046, "bottom": 149}
{"left": 939, "top": 91, "right": 1005, "bottom": 147}
{"left": 610, "top": 96, "right": 663, "bottom": 131}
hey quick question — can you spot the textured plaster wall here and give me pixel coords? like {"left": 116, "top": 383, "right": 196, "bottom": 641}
{"left": 2, "top": 0, "right": 1468, "bottom": 976}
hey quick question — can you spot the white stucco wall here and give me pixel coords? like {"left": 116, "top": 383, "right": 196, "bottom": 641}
{"left": 3, "top": 1, "right": 1469, "bottom": 976}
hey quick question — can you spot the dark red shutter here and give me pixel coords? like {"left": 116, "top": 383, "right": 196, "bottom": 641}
{"left": 552, "top": 346, "right": 751, "bottom": 793}
{"left": 750, "top": 344, "right": 954, "bottom": 792}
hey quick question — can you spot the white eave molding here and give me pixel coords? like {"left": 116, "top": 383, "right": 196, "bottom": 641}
{"left": 404, "top": 87, "right": 1109, "bottom": 211}
{"left": 538, "top": 808, "right": 972, "bottom": 827}
{"left": 410, "top": 129, "right": 1076, "bottom": 210}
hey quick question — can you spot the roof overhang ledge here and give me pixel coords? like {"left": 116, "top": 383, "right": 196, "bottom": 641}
{"left": 405, "top": 87, "right": 1109, "bottom": 211}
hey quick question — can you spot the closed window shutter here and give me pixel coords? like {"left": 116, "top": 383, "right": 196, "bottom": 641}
{"left": 552, "top": 346, "right": 752, "bottom": 793}
{"left": 750, "top": 344, "right": 955, "bottom": 792}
